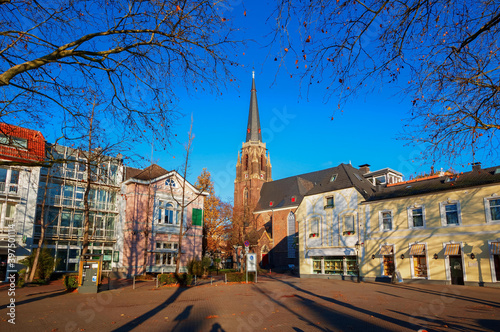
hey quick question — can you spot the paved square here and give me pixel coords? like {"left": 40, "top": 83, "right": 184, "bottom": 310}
{"left": 1, "top": 274, "right": 499, "bottom": 331}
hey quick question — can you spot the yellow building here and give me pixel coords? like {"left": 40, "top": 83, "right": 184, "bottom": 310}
{"left": 361, "top": 163, "right": 500, "bottom": 287}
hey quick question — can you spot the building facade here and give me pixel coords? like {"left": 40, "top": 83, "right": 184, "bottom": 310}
{"left": 361, "top": 163, "right": 500, "bottom": 287}
{"left": 0, "top": 124, "right": 45, "bottom": 282}
{"left": 121, "top": 165, "right": 206, "bottom": 276}
{"left": 34, "top": 144, "right": 124, "bottom": 273}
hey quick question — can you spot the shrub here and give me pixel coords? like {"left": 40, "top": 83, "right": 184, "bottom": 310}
{"left": 187, "top": 258, "right": 203, "bottom": 277}
{"left": 63, "top": 274, "right": 79, "bottom": 290}
{"left": 17, "top": 269, "right": 26, "bottom": 288}
{"left": 201, "top": 256, "right": 211, "bottom": 275}
{"left": 226, "top": 272, "right": 255, "bottom": 283}
{"left": 19, "top": 248, "right": 57, "bottom": 281}
{"left": 158, "top": 273, "right": 193, "bottom": 286}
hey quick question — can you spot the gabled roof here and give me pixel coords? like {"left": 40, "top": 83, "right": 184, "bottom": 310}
{"left": 0, "top": 123, "right": 45, "bottom": 163}
{"left": 254, "top": 163, "right": 375, "bottom": 213}
{"left": 131, "top": 164, "right": 169, "bottom": 180}
{"left": 366, "top": 165, "right": 500, "bottom": 201}
{"left": 303, "top": 163, "right": 376, "bottom": 197}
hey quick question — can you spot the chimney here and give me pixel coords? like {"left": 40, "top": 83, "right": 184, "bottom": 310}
{"left": 472, "top": 162, "right": 481, "bottom": 172}
{"left": 359, "top": 164, "right": 371, "bottom": 174}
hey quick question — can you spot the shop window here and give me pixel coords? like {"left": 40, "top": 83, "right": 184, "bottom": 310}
{"left": 313, "top": 258, "right": 322, "bottom": 274}
{"left": 324, "top": 257, "right": 343, "bottom": 275}
{"left": 409, "top": 244, "right": 427, "bottom": 278}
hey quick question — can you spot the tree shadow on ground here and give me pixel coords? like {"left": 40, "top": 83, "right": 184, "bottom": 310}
{"left": 372, "top": 282, "right": 500, "bottom": 308}
{"left": 111, "top": 286, "right": 188, "bottom": 332}
{"left": 10, "top": 289, "right": 67, "bottom": 307}
{"left": 265, "top": 276, "right": 421, "bottom": 331}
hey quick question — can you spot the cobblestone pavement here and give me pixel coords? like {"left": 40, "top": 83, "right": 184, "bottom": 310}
{"left": 1, "top": 273, "right": 499, "bottom": 332}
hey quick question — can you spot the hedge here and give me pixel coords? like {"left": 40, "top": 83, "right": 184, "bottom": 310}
{"left": 158, "top": 273, "right": 193, "bottom": 286}
{"left": 226, "top": 272, "right": 255, "bottom": 282}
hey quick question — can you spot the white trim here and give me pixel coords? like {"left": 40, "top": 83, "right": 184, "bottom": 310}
{"left": 484, "top": 195, "right": 500, "bottom": 223}
{"left": 254, "top": 205, "right": 299, "bottom": 214}
{"left": 439, "top": 200, "right": 462, "bottom": 226}
{"left": 408, "top": 242, "right": 429, "bottom": 279}
{"left": 407, "top": 204, "right": 426, "bottom": 229}
{"left": 378, "top": 210, "right": 393, "bottom": 232}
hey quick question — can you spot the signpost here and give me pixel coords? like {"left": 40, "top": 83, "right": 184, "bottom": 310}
{"left": 246, "top": 253, "right": 257, "bottom": 283}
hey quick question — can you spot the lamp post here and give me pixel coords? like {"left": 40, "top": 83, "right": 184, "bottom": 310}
{"left": 355, "top": 241, "right": 361, "bottom": 283}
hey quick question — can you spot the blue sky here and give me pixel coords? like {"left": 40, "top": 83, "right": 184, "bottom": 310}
{"left": 33, "top": 2, "right": 496, "bottom": 203}
{"left": 142, "top": 1, "right": 498, "bottom": 203}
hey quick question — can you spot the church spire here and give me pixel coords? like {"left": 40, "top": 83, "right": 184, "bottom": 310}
{"left": 246, "top": 71, "right": 262, "bottom": 142}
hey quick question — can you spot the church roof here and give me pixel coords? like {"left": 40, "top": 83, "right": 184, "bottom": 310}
{"left": 254, "top": 163, "right": 376, "bottom": 213}
{"left": 246, "top": 72, "right": 262, "bottom": 142}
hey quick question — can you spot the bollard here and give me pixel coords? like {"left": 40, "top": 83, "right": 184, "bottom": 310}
{"left": 133, "top": 276, "right": 136, "bottom": 290}
{"left": 156, "top": 277, "right": 158, "bottom": 289}
{"left": 211, "top": 276, "right": 213, "bottom": 286}
{"left": 194, "top": 275, "right": 197, "bottom": 285}
{"left": 225, "top": 273, "right": 227, "bottom": 284}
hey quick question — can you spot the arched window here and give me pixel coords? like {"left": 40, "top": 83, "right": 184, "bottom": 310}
{"left": 287, "top": 211, "right": 296, "bottom": 258}
{"left": 243, "top": 188, "right": 249, "bottom": 206}
{"left": 158, "top": 201, "right": 177, "bottom": 225}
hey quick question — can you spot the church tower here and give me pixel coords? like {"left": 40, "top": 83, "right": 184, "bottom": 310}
{"left": 234, "top": 72, "right": 272, "bottom": 211}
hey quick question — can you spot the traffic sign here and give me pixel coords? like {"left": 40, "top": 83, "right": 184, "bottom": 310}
{"left": 244, "top": 240, "right": 249, "bottom": 247}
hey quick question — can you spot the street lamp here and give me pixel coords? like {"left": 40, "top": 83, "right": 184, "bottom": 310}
{"left": 355, "top": 241, "right": 361, "bottom": 283}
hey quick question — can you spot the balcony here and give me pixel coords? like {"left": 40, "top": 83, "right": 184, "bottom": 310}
{"left": 0, "top": 182, "right": 19, "bottom": 196}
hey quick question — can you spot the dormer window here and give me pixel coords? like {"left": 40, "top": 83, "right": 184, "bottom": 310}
{"left": 291, "top": 196, "right": 296, "bottom": 203}
{"left": 330, "top": 174, "right": 338, "bottom": 182}
{"left": 0, "top": 134, "right": 28, "bottom": 149}
{"left": 269, "top": 201, "right": 274, "bottom": 207}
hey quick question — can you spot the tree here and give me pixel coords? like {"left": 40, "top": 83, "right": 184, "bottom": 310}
{"left": 195, "top": 168, "right": 232, "bottom": 257}
{"left": 170, "top": 118, "right": 209, "bottom": 274}
{"left": 273, "top": 1, "right": 500, "bottom": 163}
{"left": 1, "top": 1, "right": 241, "bottom": 148}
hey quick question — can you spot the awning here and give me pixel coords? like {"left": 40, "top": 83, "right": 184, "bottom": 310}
{"left": 491, "top": 242, "right": 500, "bottom": 255}
{"left": 379, "top": 245, "right": 393, "bottom": 255}
{"left": 444, "top": 243, "right": 461, "bottom": 255}
{"left": 306, "top": 248, "right": 356, "bottom": 258}
{"left": 409, "top": 244, "right": 425, "bottom": 256}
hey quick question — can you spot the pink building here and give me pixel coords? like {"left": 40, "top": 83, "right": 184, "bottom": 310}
{"left": 120, "top": 164, "right": 206, "bottom": 276}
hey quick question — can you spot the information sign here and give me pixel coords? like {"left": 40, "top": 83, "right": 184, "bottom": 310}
{"left": 246, "top": 253, "right": 257, "bottom": 272}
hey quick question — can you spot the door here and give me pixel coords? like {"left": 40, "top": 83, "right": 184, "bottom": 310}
{"left": 261, "top": 254, "right": 269, "bottom": 267}
{"left": 449, "top": 255, "right": 464, "bottom": 285}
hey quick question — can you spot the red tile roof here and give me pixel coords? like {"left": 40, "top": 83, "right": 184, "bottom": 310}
{"left": 0, "top": 123, "right": 46, "bottom": 163}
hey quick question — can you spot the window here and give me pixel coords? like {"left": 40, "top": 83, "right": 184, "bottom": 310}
{"left": 330, "top": 174, "right": 337, "bottom": 182}
{"left": 485, "top": 197, "right": 500, "bottom": 223}
{"left": 155, "top": 241, "right": 178, "bottom": 266}
{"left": 165, "top": 178, "right": 176, "bottom": 187}
{"left": 379, "top": 245, "right": 395, "bottom": 276}
{"left": 313, "top": 258, "right": 322, "bottom": 274}
{"left": 343, "top": 215, "right": 355, "bottom": 235}
{"left": 440, "top": 201, "right": 461, "bottom": 226}
{"left": 375, "top": 175, "right": 386, "bottom": 185}
{"left": 379, "top": 211, "right": 392, "bottom": 231}
{"left": 0, "top": 134, "right": 28, "bottom": 149}
{"left": 408, "top": 206, "right": 425, "bottom": 228}
{"left": 158, "top": 201, "right": 177, "bottom": 225}
{"left": 309, "top": 217, "right": 320, "bottom": 237}
{"left": 324, "top": 196, "right": 334, "bottom": 209}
